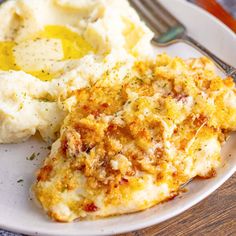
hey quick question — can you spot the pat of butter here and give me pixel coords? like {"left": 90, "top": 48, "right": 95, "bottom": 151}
{"left": 13, "top": 38, "right": 64, "bottom": 71}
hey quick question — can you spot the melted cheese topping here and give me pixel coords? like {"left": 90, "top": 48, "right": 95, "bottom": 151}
{"left": 0, "top": 25, "right": 94, "bottom": 81}
{"left": 34, "top": 55, "right": 236, "bottom": 222}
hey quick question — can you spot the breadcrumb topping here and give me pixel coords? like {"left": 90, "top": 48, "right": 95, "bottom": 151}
{"left": 34, "top": 54, "right": 236, "bottom": 222}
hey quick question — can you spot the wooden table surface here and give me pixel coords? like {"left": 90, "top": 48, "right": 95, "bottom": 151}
{"left": 120, "top": 174, "right": 236, "bottom": 236}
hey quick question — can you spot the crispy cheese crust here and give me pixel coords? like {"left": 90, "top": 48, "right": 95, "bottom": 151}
{"left": 34, "top": 54, "right": 236, "bottom": 222}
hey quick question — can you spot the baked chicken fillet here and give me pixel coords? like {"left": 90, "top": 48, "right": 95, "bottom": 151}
{"left": 34, "top": 55, "right": 236, "bottom": 222}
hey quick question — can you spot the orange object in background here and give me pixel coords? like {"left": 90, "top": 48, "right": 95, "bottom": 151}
{"left": 195, "top": 0, "right": 236, "bottom": 32}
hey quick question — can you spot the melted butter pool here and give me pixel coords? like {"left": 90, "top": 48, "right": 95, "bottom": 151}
{"left": 0, "top": 25, "right": 94, "bottom": 81}
{"left": 0, "top": 42, "right": 18, "bottom": 71}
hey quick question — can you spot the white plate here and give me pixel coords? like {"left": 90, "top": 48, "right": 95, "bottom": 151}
{"left": 0, "top": 0, "right": 236, "bottom": 235}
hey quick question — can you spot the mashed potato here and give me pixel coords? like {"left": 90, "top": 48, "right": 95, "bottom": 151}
{"left": 0, "top": 0, "right": 153, "bottom": 143}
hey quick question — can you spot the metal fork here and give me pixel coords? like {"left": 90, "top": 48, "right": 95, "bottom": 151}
{"left": 129, "top": 0, "right": 236, "bottom": 80}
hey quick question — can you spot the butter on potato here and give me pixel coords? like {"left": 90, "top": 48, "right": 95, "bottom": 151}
{"left": 0, "top": 0, "right": 153, "bottom": 144}
{"left": 14, "top": 39, "right": 64, "bottom": 71}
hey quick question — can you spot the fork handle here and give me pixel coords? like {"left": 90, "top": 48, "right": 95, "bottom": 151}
{"left": 182, "top": 35, "right": 236, "bottom": 81}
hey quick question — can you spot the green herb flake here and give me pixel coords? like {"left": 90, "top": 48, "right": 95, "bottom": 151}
{"left": 17, "top": 179, "right": 24, "bottom": 183}
{"left": 27, "top": 153, "right": 36, "bottom": 161}
{"left": 162, "top": 83, "right": 167, "bottom": 88}
{"left": 136, "top": 77, "right": 144, "bottom": 83}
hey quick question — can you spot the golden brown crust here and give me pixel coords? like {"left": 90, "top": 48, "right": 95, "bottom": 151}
{"left": 34, "top": 55, "right": 236, "bottom": 222}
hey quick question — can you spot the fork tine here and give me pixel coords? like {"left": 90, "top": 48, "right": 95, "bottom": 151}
{"left": 129, "top": 0, "right": 185, "bottom": 35}
{"left": 129, "top": 0, "right": 164, "bottom": 35}
{"left": 141, "top": 0, "right": 169, "bottom": 32}
{"left": 143, "top": 0, "right": 180, "bottom": 27}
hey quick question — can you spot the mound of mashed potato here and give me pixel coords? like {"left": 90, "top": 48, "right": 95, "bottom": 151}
{"left": 0, "top": 0, "right": 153, "bottom": 143}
